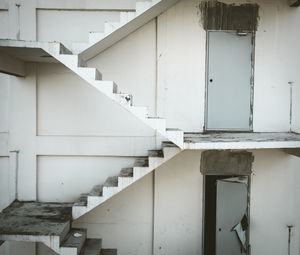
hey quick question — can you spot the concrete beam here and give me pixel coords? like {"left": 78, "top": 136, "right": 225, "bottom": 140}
{"left": 283, "top": 149, "right": 300, "bottom": 157}
{"left": 290, "top": 0, "right": 300, "bottom": 7}
{"left": 0, "top": 50, "right": 25, "bottom": 77}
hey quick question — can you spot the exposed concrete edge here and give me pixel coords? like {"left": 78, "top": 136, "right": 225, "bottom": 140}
{"left": 0, "top": 39, "right": 67, "bottom": 59}
{"left": 0, "top": 50, "right": 25, "bottom": 77}
{"left": 184, "top": 141, "right": 300, "bottom": 150}
{"left": 200, "top": 150, "right": 254, "bottom": 175}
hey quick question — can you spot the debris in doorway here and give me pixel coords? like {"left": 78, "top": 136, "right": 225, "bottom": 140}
{"left": 232, "top": 214, "right": 248, "bottom": 253}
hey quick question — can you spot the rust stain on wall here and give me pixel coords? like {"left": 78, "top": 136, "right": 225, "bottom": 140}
{"left": 199, "top": 1, "right": 259, "bottom": 31}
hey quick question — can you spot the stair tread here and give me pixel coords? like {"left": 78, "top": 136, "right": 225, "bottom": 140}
{"left": 120, "top": 168, "right": 133, "bottom": 177}
{"left": 61, "top": 228, "right": 87, "bottom": 248}
{"left": 89, "top": 185, "right": 103, "bottom": 196}
{"left": 104, "top": 176, "right": 118, "bottom": 187}
{"left": 100, "top": 249, "right": 117, "bottom": 255}
{"left": 134, "top": 158, "right": 149, "bottom": 167}
{"left": 148, "top": 150, "right": 164, "bottom": 158}
{"left": 74, "top": 194, "right": 88, "bottom": 206}
{"left": 80, "top": 238, "right": 102, "bottom": 255}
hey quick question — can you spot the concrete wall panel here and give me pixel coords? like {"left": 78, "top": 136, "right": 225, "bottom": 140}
{"left": 37, "top": 156, "right": 136, "bottom": 202}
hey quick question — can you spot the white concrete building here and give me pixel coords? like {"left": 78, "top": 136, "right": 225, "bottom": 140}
{"left": 0, "top": 0, "right": 300, "bottom": 254}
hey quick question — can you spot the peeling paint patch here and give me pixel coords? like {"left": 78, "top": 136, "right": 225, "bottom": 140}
{"left": 199, "top": 1, "right": 259, "bottom": 31}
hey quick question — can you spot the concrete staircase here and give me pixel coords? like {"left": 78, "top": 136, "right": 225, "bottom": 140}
{"left": 72, "top": 1, "right": 155, "bottom": 53}
{"left": 0, "top": 141, "right": 180, "bottom": 253}
{"left": 72, "top": 0, "right": 179, "bottom": 59}
{"left": 0, "top": 201, "right": 116, "bottom": 255}
{"left": 42, "top": 42, "right": 184, "bottom": 148}
{"left": 73, "top": 141, "right": 181, "bottom": 219}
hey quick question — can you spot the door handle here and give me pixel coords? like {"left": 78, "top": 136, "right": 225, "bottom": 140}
{"left": 218, "top": 228, "right": 221, "bottom": 232}
{"left": 209, "top": 78, "right": 213, "bottom": 83}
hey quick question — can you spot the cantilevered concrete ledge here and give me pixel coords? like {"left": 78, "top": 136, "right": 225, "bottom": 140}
{"left": 0, "top": 39, "right": 70, "bottom": 63}
{"left": 184, "top": 132, "right": 300, "bottom": 150}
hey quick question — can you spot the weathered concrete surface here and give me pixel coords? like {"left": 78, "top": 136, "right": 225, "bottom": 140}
{"left": 0, "top": 201, "right": 72, "bottom": 236}
{"left": 61, "top": 228, "right": 87, "bottom": 248}
{"left": 199, "top": 1, "right": 259, "bottom": 31}
{"left": 200, "top": 150, "right": 254, "bottom": 175}
{"left": 100, "top": 249, "right": 117, "bottom": 255}
{"left": 184, "top": 132, "right": 300, "bottom": 150}
{"left": 80, "top": 239, "right": 102, "bottom": 255}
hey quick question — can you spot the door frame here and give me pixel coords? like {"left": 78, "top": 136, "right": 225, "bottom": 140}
{"left": 204, "top": 30, "right": 256, "bottom": 132}
{"left": 202, "top": 173, "right": 252, "bottom": 255}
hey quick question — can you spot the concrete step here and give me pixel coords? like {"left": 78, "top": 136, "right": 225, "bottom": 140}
{"left": 77, "top": 67, "right": 102, "bottom": 81}
{"left": 165, "top": 128, "right": 184, "bottom": 148}
{"left": 60, "top": 229, "right": 87, "bottom": 255}
{"left": 104, "top": 22, "right": 120, "bottom": 36}
{"left": 59, "top": 54, "right": 87, "bottom": 68}
{"left": 134, "top": 158, "right": 149, "bottom": 167}
{"left": 120, "top": 11, "right": 136, "bottom": 25}
{"left": 120, "top": 168, "right": 133, "bottom": 177}
{"left": 100, "top": 249, "right": 117, "bottom": 255}
{"left": 136, "top": 1, "right": 153, "bottom": 15}
{"left": 93, "top": 81, "right": 118, "bottom": 94}
{"left": 89, "top": 32, "right": 105, "bottom": 45}
{"left": 113, "top": 93, "right": 132, "bottom": 106}
{"left": 72, "top": 139, "right": 182, "bottom": 220}
{"left": 80, "top": 239, "right": 102, "bottom": 255}
{"left": 145, "top": 117, "right": 166, "bottom": 133}
{"left": 0, "top": 201, "right": 72, "bottom": 254}
{"left": 72, "top": 42, "right": 90, "bottom": 54}
{"left": 148, "top": 150, "right": 164, "bottom": 158}
{"left": 129, "top": 106, "right": 148, "bottom": 118}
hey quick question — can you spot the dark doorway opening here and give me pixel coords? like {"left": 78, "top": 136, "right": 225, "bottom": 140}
{"left": 204, "top": 175, "right": 249, "bottom": 255}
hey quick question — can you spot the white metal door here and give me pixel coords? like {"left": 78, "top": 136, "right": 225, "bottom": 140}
{"left": 216, "top": 177, "right": 248, "bottom": 255}
{"left": 206, "top": 31, "right": 253, "bottom": 131}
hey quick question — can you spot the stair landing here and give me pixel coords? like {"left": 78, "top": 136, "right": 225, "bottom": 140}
{"left": 184, "top": 132, "right": 300, "bottom": 150}
{"left": 0, "top": 201, "right": 72, "bottom": 238}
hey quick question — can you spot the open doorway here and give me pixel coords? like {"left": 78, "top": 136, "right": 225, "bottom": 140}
{"left": 204, "top": 175, "right": 250, "bottom": 255}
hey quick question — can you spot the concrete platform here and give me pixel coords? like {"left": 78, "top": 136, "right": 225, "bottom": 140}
{"left": 184, "top": 132, "right": 300, "bottom": 150}
{"left": 0, "top": 200, "right": 73, "bottom": 253}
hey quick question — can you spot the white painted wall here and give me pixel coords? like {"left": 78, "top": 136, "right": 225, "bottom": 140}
{"left": 37, "top": 10, "right": 120, "bottom": 49}
{"left": 37, "top": 156, "right": 137, "bottom": 202}
{"left": 36, "top": 63, "right": 155, "bottom": 137}
{"left": 0, "top": 157, "right": 9, "bottom": 211}
{"left": 0, "top": 9, "right": 9, "bottom": 39}
{"left": 250, "top": 150, "right": 300, "bottom": 255}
